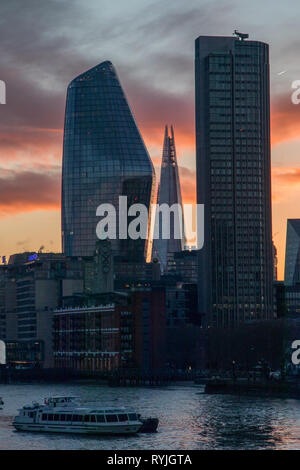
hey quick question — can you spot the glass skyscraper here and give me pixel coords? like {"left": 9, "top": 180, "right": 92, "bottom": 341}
{"left": 195, "top": 35, "right": 273, "bottom": 328}
{"left": 284, "top": 219, "right": 300, "bottom": 286}
{"left": 62, "top": 61, "right": 155, "bottom": 260}
{"left": 152, "top": 125, "right": 184, "bottom": 271}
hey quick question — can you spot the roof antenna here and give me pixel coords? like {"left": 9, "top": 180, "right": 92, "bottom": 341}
{"left": 233, "top": 30, "right": 249, "bottom": 41}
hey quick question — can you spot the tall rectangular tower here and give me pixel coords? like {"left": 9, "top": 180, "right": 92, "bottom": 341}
{"left": 195, "top": 34, "right": 273, "bottom": 327}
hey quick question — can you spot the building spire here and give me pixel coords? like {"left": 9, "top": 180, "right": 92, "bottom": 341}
{"left": 152, "top": 125, "right": 185, "bottom": 272}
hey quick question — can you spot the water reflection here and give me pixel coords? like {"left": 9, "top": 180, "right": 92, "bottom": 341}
{"left": 0, "top": 383, "right": 300, "bottom": 449}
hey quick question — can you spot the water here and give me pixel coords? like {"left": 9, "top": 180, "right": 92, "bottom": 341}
{"left": 1, "top": 382, "right": 300, "bottom": 450}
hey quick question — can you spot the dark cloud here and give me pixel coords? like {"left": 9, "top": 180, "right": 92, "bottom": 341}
{"left": 122, "top": 73, "right": 194, "bottom": 148}
{"left": 0, "top": 0, "right": 298, "bottom": 219}
{"left": 0, "top": 168, "right": 60, "bottom": 216}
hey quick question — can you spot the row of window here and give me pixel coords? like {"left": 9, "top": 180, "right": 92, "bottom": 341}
{"left": 41, "top": 413, "right": 138, "bottom": 423}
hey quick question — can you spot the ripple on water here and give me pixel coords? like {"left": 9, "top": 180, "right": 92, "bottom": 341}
{"left": 1, "top": 383, "right": 300, "bottom": 450}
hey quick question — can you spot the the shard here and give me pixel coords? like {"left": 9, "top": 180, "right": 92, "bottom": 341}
{"left": 152, "top": 125, "right": 184, "bottom": 271}
{"left": 61, "top": 61, "right": 155, "bottom": 260}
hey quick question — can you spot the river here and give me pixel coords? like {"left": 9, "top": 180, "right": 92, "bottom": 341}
{"left": 0, "top": 382, "right": 300, "bottom": 450}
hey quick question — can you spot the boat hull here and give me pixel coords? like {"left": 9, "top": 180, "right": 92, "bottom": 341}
{"left": 13, "top": 422, "right": 141, "bottom": 435}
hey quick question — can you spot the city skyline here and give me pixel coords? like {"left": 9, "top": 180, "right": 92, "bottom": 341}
{"left": 1, "top": 0, "right": 300, "bottom": 279}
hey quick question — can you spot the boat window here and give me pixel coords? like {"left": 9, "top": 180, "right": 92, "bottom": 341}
{"left": 90, "top": 415, "right": 96, "bottom": 423}
{"left": 128, "top": 413, "right": 137, "bottom": 421}
{"left": 84, "top": 415, "right": 90, "bottom": 422}
{"left": 117, "top": 414, "right": 128, "bottom": 422}
{"left": 106, "top": 414, "right": 118, "bottom": 423}
{"left": 42, "top": 414, "right": 48, "bottom": 421}
{"left": 72, "top": 415, "right": 79, "bottom": 422}
{"left": 48, "top": 414, "right": 54, "bottom": 421}
{"left": 54, "top": 414, "right": 59, "bottom": 421}
{"left": 29, "top": 412, "right": 34, "bottom": 418}
{"left": 96, "top": 415, "right": 105, "bottom": 423}
{"left": 60, "top": 414, "right": 66, "bottom": 421}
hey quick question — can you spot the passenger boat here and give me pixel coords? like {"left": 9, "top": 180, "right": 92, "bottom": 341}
{"left": 13, "top": 396, "right": 142, "bottom": 435}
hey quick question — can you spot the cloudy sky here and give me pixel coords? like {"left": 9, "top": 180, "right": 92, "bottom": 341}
{"left": 1, "top": 0, "right": 300, "bottom": 278}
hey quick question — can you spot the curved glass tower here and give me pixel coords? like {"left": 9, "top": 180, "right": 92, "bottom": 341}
{"left": 62, "top": 61, "right": 155, "bottom": 260}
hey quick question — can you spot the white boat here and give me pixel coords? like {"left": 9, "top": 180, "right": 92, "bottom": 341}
{"left": 13, "top": 396, "right": 142, "bottom": 435}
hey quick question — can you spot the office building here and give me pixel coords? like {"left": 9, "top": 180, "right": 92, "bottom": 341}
{"left": 62, "top": 61, "right": 155, "bottom": 260}
{"left": 195, "top": 33, "right": 273, "bottom": 327}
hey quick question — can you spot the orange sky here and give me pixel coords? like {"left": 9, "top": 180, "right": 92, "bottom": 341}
{"left": 1, "top": 99, "right": 299, "bottom": 281}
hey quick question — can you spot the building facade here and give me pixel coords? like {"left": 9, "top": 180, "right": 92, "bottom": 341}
{"left": 1, "top": 253, "right": 84, "bottom": 368}
{"left": 53, "top": 287, "right": 166, "bottom": 373}
{"left": 195, "top": 34, "right": 273, "bottom": 327}
{"left": 166, "top": 250, "right": 198, "bottom": 284}
{"left": 62, "top": 61, "right": 155, "bottom": 260}
{"left": 54, "top": 304, "right": 120, "bottom": 371}
{"left": 284, "top": 219, "right": 300, "bottom": 286}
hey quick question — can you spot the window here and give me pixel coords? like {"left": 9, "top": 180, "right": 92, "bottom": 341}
{"left": 48, "top": 414, "right": 54, "bottom": 421}
{"left": 42, "top": 414, "right": 47, "bottom": 421}
{"left": 96, "top": 415, "right": 105, "bottom": 423}
{"left": 84, "top": 415, "right": 90, "bottom": 423}
{"left": 128, "top": 414, "right": 137, "bottom": 421}
{"left": 90, "top": 415, "right": 96, "bottom": 423}
{"left": 105, "top": 414, "right": 118, "bottom": 423}
{"left": 60, "top": 414, "right": 66, "bottom": 421}
{"left": 54, "top": 414, "right": 59, "bottom": 421}
{"left": 117, "top": 414, "right": 128, "bottom": 422}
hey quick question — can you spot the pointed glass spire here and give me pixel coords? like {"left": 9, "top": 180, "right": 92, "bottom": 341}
{"left": 152, "top": 125, "right": 185, "bottom": 271}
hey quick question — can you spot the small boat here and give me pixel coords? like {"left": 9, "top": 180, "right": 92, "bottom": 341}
{"left": 13, "top": 396, "right": 142, "bottom": 435}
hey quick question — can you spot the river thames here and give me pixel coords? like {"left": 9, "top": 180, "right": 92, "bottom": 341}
{"left": 1, "top": 382, "right": 300, "bottom": 450}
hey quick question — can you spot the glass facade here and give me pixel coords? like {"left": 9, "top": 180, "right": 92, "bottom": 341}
{"left": 62, "top": 61, "right": 155, "bottom": 260}
{"left": 195, "top": 36, "right": 273, "bottom": 327}
{"left": 284, "top": 219, "right": 300, "bottom": 286}
{"left": 152, "top": 125, "right": 184, "bottom": 272}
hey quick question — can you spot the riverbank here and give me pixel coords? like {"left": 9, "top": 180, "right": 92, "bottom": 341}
{"left": 205, "top": 378, "right": 300, "bottom": 399}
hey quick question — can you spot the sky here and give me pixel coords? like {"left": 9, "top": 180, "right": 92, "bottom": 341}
{"left": 1, "top": 0, "right": 300, "bottom": 279}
